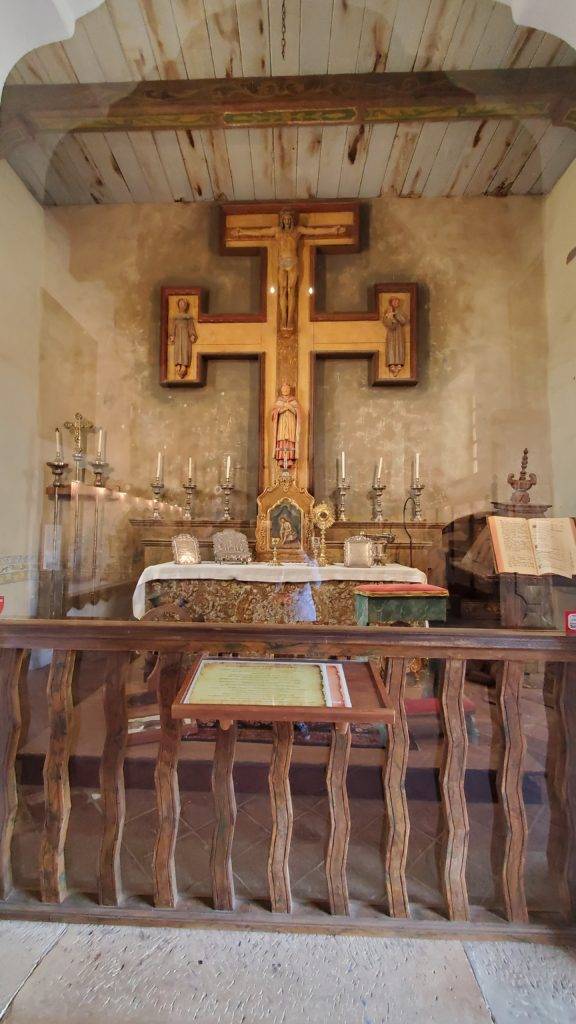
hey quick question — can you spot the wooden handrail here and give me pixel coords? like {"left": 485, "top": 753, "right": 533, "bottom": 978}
{"left": 0, "top": 619, "right": 575, "bottom": 660}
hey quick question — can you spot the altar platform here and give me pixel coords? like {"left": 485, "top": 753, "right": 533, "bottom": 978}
{"left": 133, "top": 560, "right": 426, "bottom": 622}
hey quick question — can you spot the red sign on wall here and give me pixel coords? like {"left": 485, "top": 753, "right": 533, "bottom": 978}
{"left": 564, "top": 610, "right": 576, "bottom": 634}
{"left": 0, "top": 596, "right": 4, "bottom": 615}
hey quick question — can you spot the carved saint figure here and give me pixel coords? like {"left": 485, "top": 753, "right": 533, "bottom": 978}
{"left": 169, "top": 297, "right": 197, "bottom": 379}
{"left": 271, "top": 381, "right": 301, "bottom": 468}
{"left": 229, "top": 209, "right": 346, "bottom": 334}
{"left": 383, "top": 296, "right": 409, "bottom": 377}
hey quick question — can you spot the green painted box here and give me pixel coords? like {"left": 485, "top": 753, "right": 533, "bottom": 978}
{"left": 354, "top": 587, "right": 448, "bottom": 626}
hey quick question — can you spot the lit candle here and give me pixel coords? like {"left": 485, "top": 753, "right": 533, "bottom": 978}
{"left": 156, "top": 451, "right": 164, "bottom": 483}
{"left": 225, "top": 454, "right": 231, "bottom": 482}
{"left": 341, "top": 450, "right": 346, "bottom": 482}
{"left": 374, "top": 456, "right": 383, "bottom": 487}
{"left": 187, "top": 456, "right": 193, "bottom": 481}
{"left": 55, "top": 427, "right": 63, "bottom": 459}
{"left": 413, "top": 451, "right": 420, "bottom": 485}
{"left": 97, "top": 428, "right": 104, "bottom": 460}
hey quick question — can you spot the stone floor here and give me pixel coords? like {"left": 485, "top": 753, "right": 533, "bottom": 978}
{"left": 0, "top": 920, "right": 574, "bottom": 1023}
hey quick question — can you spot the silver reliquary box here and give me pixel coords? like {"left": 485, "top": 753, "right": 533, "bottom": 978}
{"left": 212, "top": 528, "right": 252, "bottom": 564}
{"left": 171, "top": 534, "right": 201, "bottom": 565}
{"left": 343, "top": 534, "right": 375, "bottom": 568}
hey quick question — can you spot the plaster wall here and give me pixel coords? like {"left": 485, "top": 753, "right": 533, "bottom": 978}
{"left": 543, "top": 159, "right": 576, "bottom": 517}
{"left": 0, "top": 160, "right": 44, "bottom": 615}
{"left": 41, "top": 196, "right": 551, "bottom": 530}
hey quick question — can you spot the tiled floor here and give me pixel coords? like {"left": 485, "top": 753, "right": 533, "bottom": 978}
{"left": 13, "top": 784, "right": 558, "bottom": 914}
{"left": 0, "top": 920, "right": 574, "bottom": 1023}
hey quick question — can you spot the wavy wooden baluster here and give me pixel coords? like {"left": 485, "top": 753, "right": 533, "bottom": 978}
{"left": 40, "top": 651, "right": 76, "bottom": 903}
{"left": 383, "top": 657, "right": 410, "bottom": 918}
{"left": 496, "top": 659, "right": 528, "bottom": 923}
{"left": 268, "top": 721, "right": 293, "bottom": 914}
{"left": 211, "top": 721, "right": 238, "bottom": 911}
{"left": 98, "top": 651, "right": 130, "bottom": 906}
{"left": 326, "top": 722, "right": 351, "bottom": 915}
{"left": 153, "top": 654, "right": 183, "bottom": 908}
{"left": 546, "top": 662, "right": 576, "bottom": 920}
{"left": 0, "top": 649, "right": 28, "bottom": 898}
{"left": 439, "top": 658, "right": 470, "bottom": 921}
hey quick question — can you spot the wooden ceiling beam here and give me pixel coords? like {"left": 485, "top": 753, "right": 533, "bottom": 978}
{"left": 2, "top": 67, "right": 576, "bottom": 157}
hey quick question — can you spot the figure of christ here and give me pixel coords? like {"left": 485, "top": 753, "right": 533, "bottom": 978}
{"left": 169, "top": 298, "right": 198, "bottom": 379}
{"left": 383, "top": 296, "right": 409, "bottom": 377}
{"left": 271, "top": 382, "right": 301, "bottom": 469}
{"left": 278, "top": 514, "right": 298, "bottom": 545}
{"left": 228, "top": 209, "right": 346, "bottom": 334}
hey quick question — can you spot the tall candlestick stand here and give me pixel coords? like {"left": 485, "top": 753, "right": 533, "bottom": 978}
{"left": 336, "top": 482, "right": 350, "bottom": 522}
{"left": 151, "top": 479, "right": 165, "bottom": 520}
{"left": 221, "top": 481, "right": 234, "bottom": 521}
{"left": 90, "top": 457, "right": 109, "bottom": 488}
{"left": 409, "top": 479, "right": 425, "bottom": 523}
{"left": 371, "top": 483, "right": 386, "bottom": 522}
{"left": 182, "top": 479, "right": 196, "bottom": 520}
{"left": 46, "top": 458, "right": 68, "bottom": 617}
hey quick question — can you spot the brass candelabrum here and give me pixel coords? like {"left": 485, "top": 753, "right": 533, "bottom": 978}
{"left": 90, "top": 457, "right": 109, "bottom": 488}
{"left": 336, "top": 482, "right": 350, "bottom": 522}
{"left": 182, "top": 479, "right": 196, "bottom": 520}
{"left": 371, "top": 483, "right": 386, "bottom": 522}
{"left": 409, "top": 480, "right": 425, "bottom": 523}
{"left": 151, "top": 479, "right": 165, "bottom": 520}
{"left": 221, "top": 480, "right": 234, "bottom": 521}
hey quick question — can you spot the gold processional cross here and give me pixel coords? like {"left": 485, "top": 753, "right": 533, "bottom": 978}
{"left": 160, "top": 202, "right": 418, "bottom": 493}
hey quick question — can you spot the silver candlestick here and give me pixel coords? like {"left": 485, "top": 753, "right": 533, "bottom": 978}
{"left": 221, "top": 481, "right": 234, "bottom": 521}
{"left": 371, "top": 483, "right": 386, "bottom": 522}
{"left": 409, "top": 479, "right": 425, "bottom": 523}
{"left": 336, "top": 482, "right": 350, "bottom": 522}
{"left": 46, "top": 458, "right": 68, "bottom": 618}
{"left": 90, "top": 457, "right": 109, "bottom": 488}
{"left": 151, "top": 479, "right": 165, "bottom": 520}
{"left": 182, "top": 479, "right": 196, "bottom": 520}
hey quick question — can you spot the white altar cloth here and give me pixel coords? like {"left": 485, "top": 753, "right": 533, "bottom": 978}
{"left": 132, "top": 560, "right": 426, "bottom": 619}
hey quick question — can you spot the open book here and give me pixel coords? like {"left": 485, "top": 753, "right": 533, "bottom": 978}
{"left": 487, "top": 516, "right": 576, "bottom": 579}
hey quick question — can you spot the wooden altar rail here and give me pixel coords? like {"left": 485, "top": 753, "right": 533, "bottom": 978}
{"left": 0, "top": 619, "right": 575, "bottom": 941}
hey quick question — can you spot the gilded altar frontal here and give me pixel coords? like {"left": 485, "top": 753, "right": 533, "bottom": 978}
{"left": 2, "top": 0, "right": 576, "bottom": 971}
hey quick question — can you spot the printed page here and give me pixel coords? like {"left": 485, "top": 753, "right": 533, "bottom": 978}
{"left": 487, "top": 517, "right": 537, "bottom": 575}
{"left": 184, "top": 659, "right": 328, "bottom": 707}
{"left": 529, "top": 519, "right": 576, "bottom": 579}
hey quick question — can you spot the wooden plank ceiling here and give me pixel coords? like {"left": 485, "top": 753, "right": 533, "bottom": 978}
{"left": 5, "top": 0, "right": 576, "bottom": 206}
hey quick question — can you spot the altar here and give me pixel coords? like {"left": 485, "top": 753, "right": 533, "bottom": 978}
{"left": 133, "top": 560, "right": 426, "bottom": 624}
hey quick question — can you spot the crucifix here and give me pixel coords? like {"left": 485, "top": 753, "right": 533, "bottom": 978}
{"left": 160, "top": 202, "right": 419, "bottom": 493}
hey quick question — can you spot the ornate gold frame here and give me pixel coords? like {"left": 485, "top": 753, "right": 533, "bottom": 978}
{"left": 255, "top": 477, "right": 315, "bottom": 561}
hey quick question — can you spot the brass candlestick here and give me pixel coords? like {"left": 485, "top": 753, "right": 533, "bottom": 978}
{"left": 182, "top": 479, "right": 196, "bottom": 520}
{"left": 507, "top": 447, "right": 537, "bottom": 505}
{"left": 90, "top": 457, "right": 109, "bottom": 488}
{"left": 336, "top": 482, "right": 350, "bottom": 522}
{"left": 151, "top": 479, "right": 165, "bottom": 520}
{"left": 409, "top": 480, "right": 425, "bottom": 523}
{"left": 372, "top": 483, "right": 386, "bottom": 522}
{"left": 46, "top": 458, "right": 68, "bottom": 618}
{"left": 221, "top": 481, "right": 234, "bottom": 521}
{"left": 271, "top": 537, "right": 280, "bottom": 565}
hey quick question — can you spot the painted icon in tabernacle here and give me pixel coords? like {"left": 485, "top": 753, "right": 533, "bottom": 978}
{"left": 270, "top": 499, "right": 302, "bottom": 548}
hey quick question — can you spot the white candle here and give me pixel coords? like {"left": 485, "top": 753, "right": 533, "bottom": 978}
{"left": 375, "top": 456, "right": 383, "bottom": 487}
{"left": 413, "top": 451, "right": 420, "bottom": 485}
{"left": 225, "top": 454, "right": 231, "bottom": 481}
{"left": 187, "top": 456, "right": 193, "bottom": 481}
{"left": 97, "top": 428, "right": 104, "bottom": 460}
{"left": 341, "top": 450, "right": 346, "bottom": 482}
{"left": 156, "top": 451, "right": 164, "bottom": 482}
{"left": 55, "top": 428, "right": 62, "bottom": 458}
